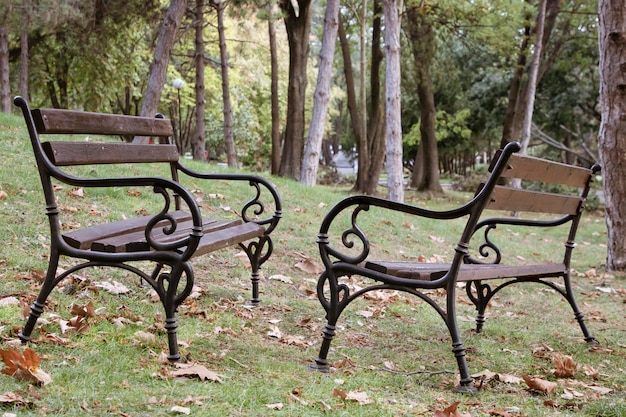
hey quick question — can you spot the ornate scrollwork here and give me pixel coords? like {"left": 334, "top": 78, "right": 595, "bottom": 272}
{"left": 322, "top": 204, "right": 371, "bottom": 265}
{"left": 466, "top": 223, "right": 502, "bottom": 264}
{"left": 144, "top": 186, "right": 191, "bottom": 252}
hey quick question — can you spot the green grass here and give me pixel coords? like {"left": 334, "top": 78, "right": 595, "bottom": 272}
{"left": 0, "top": 112, "right": 624, "bottom": 416}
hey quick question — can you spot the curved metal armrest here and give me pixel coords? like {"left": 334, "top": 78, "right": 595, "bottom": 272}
{"left": 51, "top": 170, "right": 204, "bottom": 260}
{"left": 175, "top": 162, "right": 283, "bottom": 235}
{"left": 318, "top": 195, "right": 474, "bottom": 266}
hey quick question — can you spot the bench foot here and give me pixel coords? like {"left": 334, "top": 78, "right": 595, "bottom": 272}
{"left": 309, "top": 358, "right": 332, "bottom": 373}
{"left": 452, "top": 383, "right": 478, "bottom": 394}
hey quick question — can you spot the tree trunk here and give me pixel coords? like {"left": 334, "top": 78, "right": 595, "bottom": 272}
{"left": 598, "top": 0, "right": 626, "bottom": 271}
{"left": 361, "top": 0, "right": 385, "bottom": 196}
{"left": 382, "top": 0, "right": 403, "bottom": 203}
{"left": 338, "top": 15, "right": 365, "bottom": 184}
{"left": 192, "top": 0, "right": 206, "bottom": 161}
{"left": 136, "top": 0, "right": 187, "bottom": 143}
{"left": 518, "top": 0, "right": 546, "bottom": 155}
{"left": 19, "top": 0, "right": 29, "bottom": 100}
{"left": 301, "top": 0, "right": 339, "bottom": 185}
{"left": 405, "top": 6, "right": 442, "bottom": 193}
{"left": 279, "top": 0, "right": 313, "bottom": 179}
{"left": 213, "top": 0, "right": 237, "bottom": 167}
{"left": 0, "top": 7, "right": 10, "bottom": 113}
{"left": 268, "top": 4, "right": 281, "bottom": 175}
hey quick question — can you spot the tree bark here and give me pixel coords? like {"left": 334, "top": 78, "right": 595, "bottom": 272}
{"left": 214, "top": 0, "right": 237, "bottom": 167}
{"left": 382, "top": 0, "right": 403, "bottom": 203}
{"left": 405, "top": 6, "right": 442, "bottom": 193}
{"left": 136, "top": 0, "right": 187, "bottom": 143}
{"left": 598, "top": 0, "right": 626, "bottom": 271}
{"left": 279, "top": 0, "right": 313, "bottom": 179}
{"left": 268, "top": 4, "right": 281, "bottom": 175}
{"left": 0, "top": 6, "right": 10, "bottom": 113}
{"left": 192, "top": 0, "right": 206, "bottom": 161}
{"left": 19, "top": 0, "right": 29, "bottom": 100}
{"left": 301, "top": 0, "right": 339, "bottom": 185}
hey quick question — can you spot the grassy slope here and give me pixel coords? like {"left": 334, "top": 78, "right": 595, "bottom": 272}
{"left": 0, "top": 112, "right": 624, "bottom": 416}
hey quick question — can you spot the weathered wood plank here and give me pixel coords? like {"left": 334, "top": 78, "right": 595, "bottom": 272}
{"left": 487, "top": 186, "right": 583, "bottom": 214}
{"left": 32, "top": 108, "right": 173, "bottom": 137}
{"left": 43, "top": 141, "right": 179, "bottom": 166}
{"left": 493, "top": 152, "right": 592, "bottom": 188}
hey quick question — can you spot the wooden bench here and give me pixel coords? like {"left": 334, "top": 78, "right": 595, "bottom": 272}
{"left": 310, "top": 141, "right": 601, "bottom": 393}
{"left": 14, "top": 96, "right": 282, "bottom": 360}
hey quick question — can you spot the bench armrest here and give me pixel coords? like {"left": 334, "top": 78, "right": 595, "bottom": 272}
{"left": 50, "top": 170, "right": 204, "bottom": 260}
{"left": 318, "top": 194, "right": 474, "bottom": 266}
{"left": 175, "top": 162, "right": 283, "bottom": 235}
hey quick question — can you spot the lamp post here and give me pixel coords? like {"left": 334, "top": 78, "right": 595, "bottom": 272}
{"left": 173, "top": 78, "right": 184, "bottom": 147}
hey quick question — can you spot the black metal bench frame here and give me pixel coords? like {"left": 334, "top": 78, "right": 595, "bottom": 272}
{"left": 310, "top": 141, "right": 601, "bottom": 393}
{"left": 14, "top": 96, "right": 282, "bottom": 360}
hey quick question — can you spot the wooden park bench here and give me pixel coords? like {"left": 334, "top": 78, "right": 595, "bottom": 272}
{"left": 14, "top": 96, "right": 282, "bottom": 360}
{"left": 310, "top": 141, "right": 601, "bottom": 393}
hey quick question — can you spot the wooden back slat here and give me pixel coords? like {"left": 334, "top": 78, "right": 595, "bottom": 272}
{"left": 487, "top": 186, "right": 583, "bottom": 215}
{"left": 42, "top": 142, "right": 179, "bottom": 166}
{"left": 494, "top": 153, "right": 591, "bottom": 188}
{"left": 32, "top": 108, "right": 174, "bottom": 137}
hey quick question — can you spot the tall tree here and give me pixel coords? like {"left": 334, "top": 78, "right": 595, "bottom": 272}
{"left": 213, "top": 0, "right": 237, "bottom": 167}
{"left": 598, "top": 0, "right": 626, "bottom": 271}
{"left": 279, "top": 0, "right": 313, "bottom": 179}
{"left": 19, "top": 0, "right": 29, "bottom": 100}
{"left": 405, "top": 5, "right": 442, "bottom": 193}
{"left": 301, "top": 0, "right": 339, "bottom": 185}
{"left": 136, "top": 0, "right": 188, "bottom": 142}
{"left": 191, "top": 0, "right": 206, "bottom": 161}
{"left": 0, "top": 4, "right": 11, "bottom": 113}
{"left": 382, "top": 0, "right": 403, "bottom": 202}
{"left": 268, "top": 3, "right": 282, "bottom": 175}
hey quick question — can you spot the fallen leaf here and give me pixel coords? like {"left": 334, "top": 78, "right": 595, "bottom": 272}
{"left": 522, "top": 375, "right": 557, "bottom": 395}
{"left": 70, "top": 301, "right": 96, "bottom": 318}
{"left": 268, "top": 274, "right": 294, "bottom": 284}
{"left": 265, "top": 403, "right": 284, "bottom": 410}
{"left": 170, "top": 405, "right": 191, "bottom": 415}
{"left": 69, "top": 187, "right": 84, "bottom": 197}
{"left": 433, "top": 401, "right": 472, "bottom": 417}
{"left": 294, "top": 259, "right": 323, "bottom": 275}
{"left": 332, "top": 388, "right": 373, "bottom": 405}
{"left": 0, "top": 391, "right": 33, "bottom": 406}
{"left": 0, "top": 190, "right": 7, "bottom": 200}
{"left": 94, "top": 280, "right": 131, "bottom": 295}
{"left": 552, "top": 353, "right": 579, "bottom": 378}
{"left": 0, "top": 348, "right": 52, "bottom": 386}
{"left": 170, "top": 364, "right": 222, "bottom": 383}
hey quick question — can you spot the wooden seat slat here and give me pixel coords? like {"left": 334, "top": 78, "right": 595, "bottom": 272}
{"left": 63, "top": 210, "right": 192, "bottom": 250}
{"left": 365, "top": 261, "right": 566, "bottom": 281}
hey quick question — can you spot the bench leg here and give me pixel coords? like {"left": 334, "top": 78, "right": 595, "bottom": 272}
{"left": 564, "top": 273, "right": 597, "bottom": 344}
{"left": 311, "top": 321, "right": 336, "bottom": 372}
{"left": 19, "top": 251, "right": 61, "bottom": 343}
{"left": 240, "top": 236, "right": 272, "bottom": 306}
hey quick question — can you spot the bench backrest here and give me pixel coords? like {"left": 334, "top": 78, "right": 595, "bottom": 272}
{"left": 14, "top": 96, "right": 181, "bottom": 211}
{"left": 469, "top": 147, "right": 601, "bottom": 266}
{"left": 486, "top": 151, "right": 598, "bottom": 215}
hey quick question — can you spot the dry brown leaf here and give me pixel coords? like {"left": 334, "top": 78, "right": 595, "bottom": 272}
{"left": 522, "top": 375, "right": 557, "bottom": 394}
{"left": 0, "top": 391, "right": 33, "bottom": 406}
{"left": 69, "top": 187, "right": 84, "bottom": 197}
{"left": 332, "top": 389, "right": 373, "bottom": 405}
{"left": 0, "top": 348, "right": 52, "bottom": 386}
{"left": 0, "top": 190, "right": 8, "bottom": 200}
{"left": 70, "top": 301, "right": 96, "bottom": 318}
{"left": 552, "top": 353, "right": 579, "bottom": 378}
{"left": 170, "top": 364, "right": 222, "bottom": 383}
{"left": 433, "top": 401, "right": 472, "bottom": 417}
{"left": 294, "top": 259, "right": 323, "bottom": 275}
